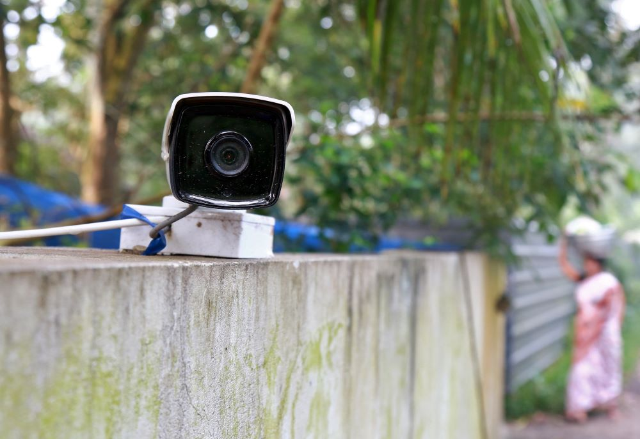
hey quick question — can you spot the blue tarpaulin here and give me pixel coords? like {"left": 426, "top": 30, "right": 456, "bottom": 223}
{"left": 0, "top": 175, "right": 460, "bottom": 253}
{"left": 273, "top": 221, "right": 461, "bottom": 253}
{"left": 0, "top": 175, "right": 119, "bottom": 248}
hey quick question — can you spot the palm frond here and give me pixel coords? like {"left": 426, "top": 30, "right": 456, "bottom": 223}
{"left": 358, "top": 0, "right": 583, "bottom": 207}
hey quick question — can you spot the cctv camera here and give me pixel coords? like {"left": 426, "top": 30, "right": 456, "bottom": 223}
{"left": 162, "top": 93, "right": 295, "bottom": 209}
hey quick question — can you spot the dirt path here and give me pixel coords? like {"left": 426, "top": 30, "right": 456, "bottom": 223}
{"left": 505, "top": 365, "right": 640, "bottom": 439}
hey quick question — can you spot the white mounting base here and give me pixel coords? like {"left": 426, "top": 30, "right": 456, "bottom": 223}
{"left": 119, "top": 196, "right": 275, "bottom": 259}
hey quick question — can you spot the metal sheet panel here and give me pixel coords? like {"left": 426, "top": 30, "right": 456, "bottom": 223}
{"left": 506, "top": 237, "right": 576, "bottom": 393}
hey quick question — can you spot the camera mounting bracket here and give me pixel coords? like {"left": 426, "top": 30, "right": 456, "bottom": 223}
{"left": 119, "top": 196, "right": 275, "bottom": 258}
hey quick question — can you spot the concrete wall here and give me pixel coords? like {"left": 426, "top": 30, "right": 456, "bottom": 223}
{"left": 0, "top": 248, "right": 506, "bottom": 439}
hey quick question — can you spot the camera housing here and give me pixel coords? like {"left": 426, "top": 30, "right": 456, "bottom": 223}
{"left": 162, "top": 93, "right": 294, "bottom": 209}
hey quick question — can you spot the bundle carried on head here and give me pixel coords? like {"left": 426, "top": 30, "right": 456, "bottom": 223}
{"left": 565, "top": 216, "right": 616, "bottom": 259}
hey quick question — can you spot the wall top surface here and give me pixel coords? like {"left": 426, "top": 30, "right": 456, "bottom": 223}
{"left": 0, "top": 247, "right": 469, "bottom": 273}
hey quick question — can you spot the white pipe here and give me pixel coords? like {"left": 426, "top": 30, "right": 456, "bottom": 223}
{"left": 0, "top": 216, "right": 167, "bottom": 241}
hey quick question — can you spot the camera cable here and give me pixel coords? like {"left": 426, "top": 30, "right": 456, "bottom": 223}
{"left": 0, "top": 204, "right": 199, "bottom": 255}
{"left": 148, "top": 204, "right": 198, "bottom": 239}
{"left": 0, "top": 217, "right": 162, "bottom": 241}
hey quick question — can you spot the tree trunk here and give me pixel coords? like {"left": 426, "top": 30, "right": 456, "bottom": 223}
{"left": 240, "top": 0, "right": 286, "bottom": 94}
{"left": 81, "top": 0, "right": 158, "bottom": 205}
{"left": 0, "top": 14, "right": 17, "bottom": 174}
{"left": 82, "top": 80, "right": 120, "bottom": 204}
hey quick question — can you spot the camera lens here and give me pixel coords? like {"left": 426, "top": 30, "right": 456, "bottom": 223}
{"left": 205, "top": 131, "right": 252, "bottom": 177}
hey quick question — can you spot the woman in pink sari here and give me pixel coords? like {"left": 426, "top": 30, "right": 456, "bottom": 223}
{"left": 559, "top": 237, "right": 626, "bottom": 422}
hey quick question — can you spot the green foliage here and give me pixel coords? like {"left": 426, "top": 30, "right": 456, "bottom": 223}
{"left": 283, "top": 0, "right": 633, "bottom": 253}
{"left": 505, "top": 337, "right": 572, "bottom": 419}
{"left": 289, "top": 112, "right": 612, "bottom": 254}
{"left": 290, "top": 131, "right": 413, "bottom": 252}
{"left": 560, "top": 0, "right": 639, "bottom": 97}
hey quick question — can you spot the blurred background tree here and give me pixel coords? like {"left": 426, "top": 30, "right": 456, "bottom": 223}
{"left": 0, "top": 0, "right": 638, "bottom": 253}
{"left": 82, "top": 0, "right": 162, "bottom": 205}
{"left": 0, "top": 9, "right": 17, "bottom": 174}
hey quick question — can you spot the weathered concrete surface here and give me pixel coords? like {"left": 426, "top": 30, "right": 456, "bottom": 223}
{"left": 0, "top": 248, "right": 506, "bottom": 439}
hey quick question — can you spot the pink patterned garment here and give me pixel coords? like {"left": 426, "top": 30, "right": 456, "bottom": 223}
{"left": 566, "top": 272, "right": 625, "bottom": 414}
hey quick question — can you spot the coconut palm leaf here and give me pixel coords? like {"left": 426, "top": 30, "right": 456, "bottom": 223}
{"left": 357, "top": 0, "right": 583, "bottom": 207}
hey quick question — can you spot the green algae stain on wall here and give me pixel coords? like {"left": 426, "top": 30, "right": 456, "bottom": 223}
{"left": 264, "top": 326, "right": 281, "bottom": 391}
{"left": 263, "top": 360, "right": 297, "bottom": 439}
{"left": 1, "top": 329, "right": 163, "bottom": 439}
{"left": 88, "top": 357, "right": 124, "bottom": 438}
{"left": 216, "top": 346, "right": 262, "bottom": 439}
{"left": 38, "top": 331, "right": 102, "bottom": 439}
{"left": 34, "top": 349, "right": 121, "bottom": 439}
{"left": 0, "top": 342, "right": 41, "bottom": 437}
{"left": 306, "top": 390, "right": 330, "bottom": 439}
{"left": 303, "top": 322, "right": 344, "bottom": 374}
{"left": 128, "top": 335, "right": 162, "bottom": 436}
{"left": 262, "top": 322, "right": 304, "bottom": 439}
{"left": 261, "top": 321, "right": 344, "bottom": 439}
{"left": 383, "top": 407, "right": 394, "bottom": 439}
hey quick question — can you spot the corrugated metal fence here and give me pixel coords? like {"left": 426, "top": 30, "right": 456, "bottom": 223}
{"left": 505, "top": 235, "right": 577, "bottom": 392}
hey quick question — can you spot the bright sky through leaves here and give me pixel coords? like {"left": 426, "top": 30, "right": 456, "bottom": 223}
{"left": 10, "top": 0, "right": 640, "bottom": 85}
